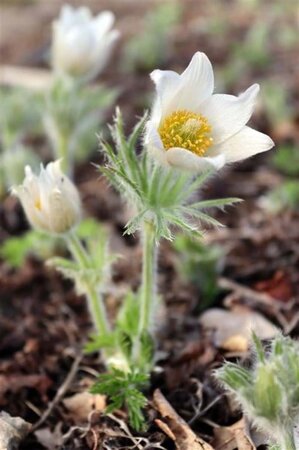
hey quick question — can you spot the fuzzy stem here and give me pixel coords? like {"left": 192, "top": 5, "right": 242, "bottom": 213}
{"left": 56, "top": 130, "right": 71, "bottom": 175}
{"left": 280, "top": 429, "right": 296, "bottom": 450}
{"left": 138, "top": 220, "right": 157, "bottom": 334}
{"left": 66, "top": 232, "right": 110, "bottom": 336}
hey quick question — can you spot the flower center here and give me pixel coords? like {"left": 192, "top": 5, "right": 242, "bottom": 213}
{"left": 158, "top": 110, "right": 213, "bottom": 156}
{"left": 34, "top": 198, "right": 42, "bottom": 210}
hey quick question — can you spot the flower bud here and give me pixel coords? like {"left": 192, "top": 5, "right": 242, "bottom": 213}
{"left": 12, "top": 160, "right": 81, "bottom": 234}
{"left": 252, "top": 363, "right": 284, "bottom": 421}
{"left": 52, "top": 5, "right": 120, "bottom": 81}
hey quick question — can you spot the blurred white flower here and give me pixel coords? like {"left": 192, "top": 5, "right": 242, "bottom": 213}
{"left": 145, "top": 52, "right": 274, "bottom": 172}
{"left": 52, "top": 5, "right": 120, "bottom": 81}
{"left": 12, "top": 160, "right": 81, "bottom": 234}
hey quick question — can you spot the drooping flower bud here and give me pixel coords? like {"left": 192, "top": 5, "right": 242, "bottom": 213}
{"left": 12, "top": 160, "right": 81, "bottom": 234}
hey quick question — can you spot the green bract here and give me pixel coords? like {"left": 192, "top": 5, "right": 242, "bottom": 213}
{"left": 216, "top": 333, "right": 299, "bottom": 450}
{"left": 98, "top": 108, "right": 241, "bottom": 241}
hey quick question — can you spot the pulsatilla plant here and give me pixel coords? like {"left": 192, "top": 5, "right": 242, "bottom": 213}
{"left": 216, "top": 333, "right": 299, "bottom": 450}
{"left": 93, "top": 51, "right": 273, "bottom": 427}
{"left": 13, "top": 51, "right": 274, "bottom": 430}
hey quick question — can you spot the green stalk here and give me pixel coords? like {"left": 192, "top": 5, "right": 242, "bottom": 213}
{"left": 66, "top": 232, "right": 110, "bottom": 336}
{"left": 56, "top": 130, "right": 71, "bottom": 174}
{"left": 138, "top": 220, "right": 157, "bottom": 334}
{"left": 280, "top": 429, "right": 296, "bottom": 450}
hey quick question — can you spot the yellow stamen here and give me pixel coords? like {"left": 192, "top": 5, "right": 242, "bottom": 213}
{"left": 34, "top": 198, "right": 42, "bottom": 210}
{"left": 159, "top": 110, "right": 213, "bottom": 156}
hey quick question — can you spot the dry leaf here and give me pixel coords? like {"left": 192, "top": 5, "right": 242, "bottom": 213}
{"left": 0, "top": 374, "right": 52, "bottom": 403}
{"left": 254, "top": 270, "right": 293, "bottom": 303}
{"left": 199, "top": 308, "right": 279, "bottom": 352}
{"left": 63, "top": 392, "right": 106, "bottom": 422}
{"left": 153, "top": 389, "right": 214, "bottom": 450}
{"left": 212, "top": 418, "right": 256, "bottom": 450}
{"left": 0, "top": 411, "right": 31, "bottom": 450}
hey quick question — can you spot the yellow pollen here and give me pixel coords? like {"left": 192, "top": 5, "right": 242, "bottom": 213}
{"left": 158, "top": 110, "right": 213, "bottom": 156}
{"left": 34, "top": 198, "right": 42, "bottom": 210}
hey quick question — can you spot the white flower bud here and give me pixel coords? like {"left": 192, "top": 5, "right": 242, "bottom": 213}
{"left": 51, "top": 5, "right": 120, "bottom": 81}
{"left": 12, "top": 160, "right": 81, "bottom": 234}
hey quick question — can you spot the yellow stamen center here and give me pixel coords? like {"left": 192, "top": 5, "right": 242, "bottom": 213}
{"left": 159, "top": 110, "right": 213, "bottom": 156}
{"left": 34, "top": 198, "right": 42, "bottom": 210}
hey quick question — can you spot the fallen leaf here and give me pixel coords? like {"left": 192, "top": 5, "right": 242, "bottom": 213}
{"left": 254, "top": 270, "right": 293, "bottom": 303}
{"left": 153, "top": 389, "right": 214, "bottom": 450}
{"left": 0, "top": 411, "right": 31, "bottom": 450}
{"left": 63, "top": 392, "right": 106, "bottom": 422}
{"left": 199, "top": 308, "right": 279, "bottom": 352}
{"left": 0, "top": 374, "right": 52, "bottom": 405}
{"left": 212, "top": 418, "right": 255, "bottom": 450}
{"left": 212, "top": 417, "right": 267, "bottom": 450}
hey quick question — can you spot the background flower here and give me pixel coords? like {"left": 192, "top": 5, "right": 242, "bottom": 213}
{"left": 12, "top": 160, "right": 81, "bottom": 234}
{"left": 52, "top": 5, "right": 120, "bottom": 81}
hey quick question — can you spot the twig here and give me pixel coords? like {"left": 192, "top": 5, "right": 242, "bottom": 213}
{"left": 31, "top": 353, "right": 82, "bottom": 432}
{"left": 107, "top": 414, "right": 144, "bottom": 450}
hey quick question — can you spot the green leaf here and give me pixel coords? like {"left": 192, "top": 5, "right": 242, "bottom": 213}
{"left": 189, "top": 197, "right": 242, "bottom": 210}
{"left": 116, "top": 291, "right": 140, "bottom": 336}
{"left": 216, "top": 362, "right": 253, "bottom": 391}
{"left": 84, "top": 332, "right": 117, "bottom": 354}
{"left": 181, "top": 208, "right": 225, "bottom": 228}
{"left": 47, "top": 256, "right": 81, "bottom": 286}
{"left": 0, "top": 230, "right": 60, "bottom": 267}
{"left": 98, "top": 109, "right": 242, "bottom": 242}
{"left": 90, "top": 368, "right": 149, "bottom": 431}
{"left": 252, "top": 331, "right": 266, "bottom": 363}
{"left": 139, "top": 331, "right": 155, "bottom": 369}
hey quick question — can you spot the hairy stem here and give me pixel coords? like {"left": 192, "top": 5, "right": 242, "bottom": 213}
{"left": 280, "top": 429, "right": 296, "bottom": 450}
{"left": 56, "top": 130, "right": 71, "bottom": 174}
{"left": 66, "top": 232, "right": 110, "bottom": 336}
{"left": 138, "top": 220, "right": 157, "bottom": 334}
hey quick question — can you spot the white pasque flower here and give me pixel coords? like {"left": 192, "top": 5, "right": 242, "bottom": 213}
{"left": 145, "top": 52, "right": 274, "bottom": 172}
{"left": 52, "top": 5, "right": 120, "bottom": 80}
{"left": 12, "top": 160, "right": 81, "bottom": 234}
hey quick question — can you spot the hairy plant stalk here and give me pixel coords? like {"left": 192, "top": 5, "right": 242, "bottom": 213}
{"left": 281, "top": 429, "right": 296, "bottom": 450}
{"left": 138, "top": 220, "right": 157, "bottom": 334}
{"left": 56, "top": 130, "right": 70, "bottom": 174}
{"left": 66, "top": 232, "right": 110, "bottom": 336}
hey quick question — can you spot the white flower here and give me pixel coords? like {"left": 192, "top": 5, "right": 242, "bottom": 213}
{"left": 52, "top": 5, "right": 120, "bottom": 81}
{"left": 12, "top": 160, "right": 81, "bottom": 234}
{"left": 145, "top": 52, "right": 274, "bottom": 172}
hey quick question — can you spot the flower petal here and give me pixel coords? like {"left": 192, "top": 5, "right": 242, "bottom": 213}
{"left": 175, "top": 52, "right": 214, "bottom": 110}
{"left": 150, "top": 70, "right": 181, "bottom": 123}
{"left": 166, "top": 147, "right": 225, "bottom": 172}
{"left": 208, "top": 126, "right": 274, "bottom": 162}
{"left": 150, "top": 52, "right": 214, "bottom": 119}
{"left": 200, "top": 84, "right": 260, "bottom": 144}
{"left": 145, "top": 121, "right": 168, "bottom": 165}
{"left": 93, "top": 11, "right": 115, "bottom": 37}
